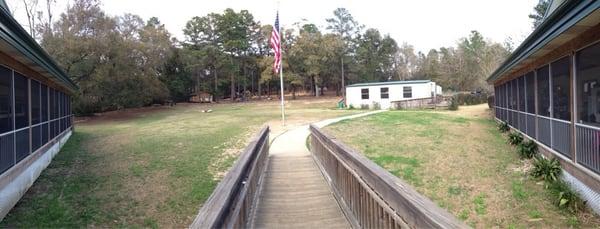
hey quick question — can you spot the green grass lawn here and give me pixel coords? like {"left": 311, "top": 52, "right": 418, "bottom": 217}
{"left": 1, "top": 98, "right": 360, "bottom": 228}
{"left": 324, "top": 106, "right": 600, "bottom": 228}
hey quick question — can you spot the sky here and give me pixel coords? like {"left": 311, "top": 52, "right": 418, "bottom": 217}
{"left": 6, "top": 0, "right": 538, "bottom": 53}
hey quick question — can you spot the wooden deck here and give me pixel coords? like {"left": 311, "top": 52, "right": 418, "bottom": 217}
{"left": 253, "top": 155, "right": 349, "bottom": 228}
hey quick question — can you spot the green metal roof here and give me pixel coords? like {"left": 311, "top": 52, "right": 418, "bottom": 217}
{"left": 487, "top": 0, "right": 600, "bottom": 83}
{"left": 0, "top": 2, "right": 78, "bottom": 92}
{"left": 346, "top": 80, "right": 431, "bottom": 88}
{"left": 0, "top": 0, "right": 8, "bottom": 12}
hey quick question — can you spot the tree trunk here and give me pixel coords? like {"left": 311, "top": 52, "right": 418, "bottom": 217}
{"left": 214, "top": 67, "right": 218, "bottom": 102}
{"left": 258, "top": 80, "right": 262, "bottom": 100}
{"left": 267, "top": 81, "right": 271, "bottom": 97}
{"left": 310, "top": 76, "right": 315, "bottom": 96}
{"left": 292, "top": 86, "right": 296, "bottom": 100}
{"left": 230, "top": 57, "right": 235, "bottom": 101}
{"left": 251, "top": 70, "right": 255, "bottom": 97}
{"left": 341, "top": 56, "right": 345, "bottom": 98}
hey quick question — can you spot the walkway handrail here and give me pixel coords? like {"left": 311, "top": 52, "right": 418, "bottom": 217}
{"left": 190, "top": 126, "right": 270, "bottom": 229}
{"left": 309, "top": 125, "right": 468, "bottom": 229}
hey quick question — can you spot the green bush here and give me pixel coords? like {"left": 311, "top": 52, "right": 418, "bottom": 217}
{"left": 531, "top": 156, "right": 561, "bottom": 182}
{"left": 508, "top": 132, "right": 523, "bottom": 145}
{"left": 371, "top": 102, "right": 381, "bottom": 110}
{"left": 448, "top": 97, "right": 459, "bottom": 111}
{"left": 518, "top": 140, "right": 538, "bottom": 159}
{"left": 348, "top": 104, "right": 355, "bottom": 110}
{"left": 498, "top": 121, "right": 510, "bottom": 132}
{"left": 454, "top": 92, "right": 489, "bottom": 105}
{"left": 548, "top": 180, "right": 585, "bottom": 213}
{"left": 487, "top": 95, "right": 494, "bottom": 108}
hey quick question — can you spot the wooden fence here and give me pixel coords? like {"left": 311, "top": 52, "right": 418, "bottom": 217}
{"left": 391, "top": 97, "right": 449, "bottom": 110}
{"left": 190, "top": 126, "right": 270, "bottom": 229}
{"left": 309, "top": 125, "right": 468, "bottom": 229}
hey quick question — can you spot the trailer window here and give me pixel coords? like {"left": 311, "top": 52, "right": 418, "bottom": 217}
{"left": 403, "top": 86, "right": 412, "bottom": 98}
{"left": 361, "top": 88, "right": 369, "bottom": 99}
{"left": 380, "top": 87, "right": 389, "bottom": 99}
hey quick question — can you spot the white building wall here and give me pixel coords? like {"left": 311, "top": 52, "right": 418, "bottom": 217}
{"left": 346, "top": 82, "right": 442, "bottom": 109}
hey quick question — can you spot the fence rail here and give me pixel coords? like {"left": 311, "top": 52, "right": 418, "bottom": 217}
{"left": 390, "top": 97, "right": 448, "bottom": 110}
{"left": 190, "top": 126, "right": 270, "bottom": 229}
{"left": 577, "top": 124, "right": 600, "bottom": 173}
{"left": 552, "top": 120, "right": 572, "bottom": 158}
{"left": 309, "top": 125, "right": 467, "bottom": 229}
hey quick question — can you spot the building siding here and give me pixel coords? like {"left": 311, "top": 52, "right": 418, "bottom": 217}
{"left": 346, "top": 82, "right": 441, "bottom": 109}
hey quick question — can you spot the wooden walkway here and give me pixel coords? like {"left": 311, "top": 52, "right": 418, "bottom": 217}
{"left": 191, "top": 111, "right": 467, "bottom": 229}
{"left": 253, "top": 155, "right": 349, "bottom": 228}
{"left": 252, "top": 125, "right": 349, "bottom": 228}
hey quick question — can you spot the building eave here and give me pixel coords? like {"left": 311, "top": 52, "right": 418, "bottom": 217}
{"left": 0, "top": 5, "right": 78, "bottom": 93}
{"left": 346, "top": 80, "right": 432, "bottom": 88}
{"left": 487, "top": 0, "right": 600, "bottom": 84}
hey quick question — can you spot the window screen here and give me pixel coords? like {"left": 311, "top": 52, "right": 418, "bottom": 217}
{"left": 551, "top": 56, "right": 571, "bottom": 121}
{"left": 537, "top": 66, "right": 550, "bottom": 117}
{"left": 15, "top": 129, "right": 29, "bottom": 162}
{"left": 41, "top": 84, "right": 48, "bottom": 122}
{"left": 14, "top": 73, "right": 28, "bottom": 129}
{"left": 0, "top": 133, "right": 14, "bottom": 173}
{"left": 0, "top": 66, "right": 12, "bottom": 133}
{"left": 31, "top": 80, "right": 41, "bottom": 125}
{"left": 49, "top": 88, "right": 55, "bottom": 120}
{"left": 526, "top": 72, "right": 535, "bottom": 114}
{"left": 361, "top": 88, "right": 369, "bottom": 99}
{"left": 576, "top": 42, "right": 600, "bottom": 126}
{"left": 518, "top": 76, "right": 526, "bottom": 112}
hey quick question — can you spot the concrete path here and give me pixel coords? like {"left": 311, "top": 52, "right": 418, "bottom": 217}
{"left": 253, "top": 110, "right": 385, "bottom": 228}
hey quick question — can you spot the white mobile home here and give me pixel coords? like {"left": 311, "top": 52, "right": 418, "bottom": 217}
{"left": 345, "top": 80, "right": 442, "bottom": 109}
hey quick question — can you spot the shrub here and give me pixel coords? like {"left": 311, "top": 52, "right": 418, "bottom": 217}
{"left": 360, "top": 104, "right": 369, "bottom": 110}
{"left": 487, "top": 95, "right": 494, "bottom": 108}
{"left": 448, "top": 97, "right": 459, "bottom": 111}
{"left": 454, "top": 92, "right": 489, "bottom": 106}
{"left": 371, "top": 102, "right": 381, "bottom": 110}
{"left": 548, "top": 180, "right": 585, "bottom": 213}
{"left": 518, "top": 140, "right": 538, "bottom": 159}
{"left": 498, "top": 121, "right": 510, "bottom": 132}
{"left": 531, "top": 156, "right": 561, "bottom": 182}
{"left": 508, "top": 132, "right": 523, "bottom": 145}
{"left": 348, "top": 104, "right": 355, "bottom": 110}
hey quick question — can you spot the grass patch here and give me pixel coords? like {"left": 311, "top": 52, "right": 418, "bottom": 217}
{"left": 324, "top": 104, "right": 600, "bottom": 228}
{"left": 473, "top": 193, "right": 487, "bottom": 215}
{"left": 511, "top": 180, "right": 529, "bottom": 201}
{"left": 1, "top": 98, "right": 361, "bottom": 227}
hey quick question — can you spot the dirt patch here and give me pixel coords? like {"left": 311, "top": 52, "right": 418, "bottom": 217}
{"left": 208, "top": 125, "right": 262, "bottom": 181}
{"left": 76, "top": 105, "right": 175, "bottom": 124}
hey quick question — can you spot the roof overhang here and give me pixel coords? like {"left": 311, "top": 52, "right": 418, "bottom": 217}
{"left": 487, "top": 0, "right": 600, "bottom": 84}
{"left": 0, "top": 4, "right": 77, "bottom": 93}
{"left": 346, "top": 80, "right": 433, "bottom": 88}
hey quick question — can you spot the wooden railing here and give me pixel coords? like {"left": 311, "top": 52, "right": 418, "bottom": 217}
{"left": 309, "top": 125, "right": 468, "bottom": 229}
{"left": 391, "top": 96, "right": 448, "bottom": 110}
{"left": 190, "top": 126, "right": 270, "bottom": 229}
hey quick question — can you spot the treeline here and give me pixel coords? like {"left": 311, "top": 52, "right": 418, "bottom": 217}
{"left": 25, "top": 0, "right": 513, "bottom": 114}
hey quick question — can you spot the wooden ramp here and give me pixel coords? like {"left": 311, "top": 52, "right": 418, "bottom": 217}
{"left": 253, "top": 155, "right": 350, "bottom": 228}
{"left": 191, "top": 112, "right": 466, "bottom": 229}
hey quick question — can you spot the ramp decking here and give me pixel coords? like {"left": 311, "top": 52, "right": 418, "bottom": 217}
{"left": 252, "top": 125, "right": 349, "bottom": 228}
{"left": 253, "top": 155, "right": 349, "bottom": 228}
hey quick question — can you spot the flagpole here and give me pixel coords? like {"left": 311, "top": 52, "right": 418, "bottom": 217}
{"left": 279, "top": 25, "right": 285, "bottom": 126}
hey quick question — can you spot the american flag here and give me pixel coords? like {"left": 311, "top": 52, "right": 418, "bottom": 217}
{"left": 270, "top": 12, "right": 281, "bottom": 73}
